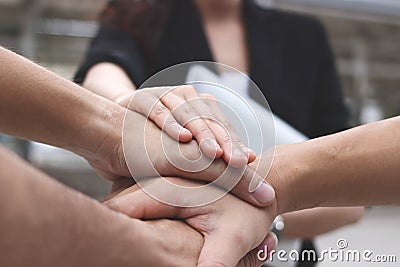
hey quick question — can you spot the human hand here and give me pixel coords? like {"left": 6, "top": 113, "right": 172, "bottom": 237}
{"left": 134, "top": 218, "right": 276, "bottom": 267}
{"left": 104, "top": 177, "right": 278, "bottom": 267}
{"left": 116, "top": 109, "right": 275, "bottom": 206}
{"left": 137, "top": 219, "right": 204, "bottom": 267}
{"left": 115, "top": 85, "right": 256, "bottom": 167}
{"left": 80, "top": 97, "right": 274, "bottom": 207}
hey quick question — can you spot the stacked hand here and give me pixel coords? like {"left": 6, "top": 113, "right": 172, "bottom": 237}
{"left": 105, "top": 177, "right": 278, "bottom": 267}
{"left": 89, "top": 85, "right": 275, "bottom": 207}
{"left": 86, "top": 85, "right": 278, "bottom": 266}
{"left": 115, "top": 85, "right": 256, "bottom": 166}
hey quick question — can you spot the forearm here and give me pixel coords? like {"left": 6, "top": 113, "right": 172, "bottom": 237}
{"left": 265, "top": 116, "right": 400, "bottom": 214}
{"left": 0, "top": 146, "right": 148, "bottom": 267}
{"left": 83, "top": 62, "right": 136, "bottom": 102}
{"left": 0, "top": 47, "right": 124, "bottom": 158}
{"left": 281, "top": 207, "right": 365, "bottom": 239}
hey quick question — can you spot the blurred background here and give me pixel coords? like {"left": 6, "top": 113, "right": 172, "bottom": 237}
{"left": 0, "top": 1, "right": 399, "bottom": 266}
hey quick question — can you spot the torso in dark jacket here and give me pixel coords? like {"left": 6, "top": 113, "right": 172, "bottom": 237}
{"left": 75, "top": 0, "right": 349, "bottom": 138}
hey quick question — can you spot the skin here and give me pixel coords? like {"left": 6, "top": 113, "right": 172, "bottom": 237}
{"left": 281, "top": 207, "right": 365, "bottom": 239}
{"left": 195, "top": 0, "right": 249, "bottom": 73}
{"left": 0, "top": 144, "right": 277, "bottom": 267}
{"left": 108, "top": 116, "right": 400, "bottom": 266}
{"left": 197, "top": 0, "right": 365, "bottom": 240}
{"left": 85, "top": 0, "right": 364, "bottom": 239}
{"left": 0, "top": 46, "right": 274, "bottom": 207}
{"left": 0, "top": 145, "right": 204, "bottom": 267}
{"left": 260, "top": 116, "right": 400, "bottom": 214}
{"left": 105, "top": 177, "right": 278, "bottom": 267}
{"left": 0, "top": 46, "right": 277, "bottom": 266}
{"left": 84, "top": 64, "right": 254, "bottom": 166}
{"left": 118, "top": 86, "right": 257, "bottom": 167}
{"left": 82, "top": 1, "right": 253, "bottom": 167}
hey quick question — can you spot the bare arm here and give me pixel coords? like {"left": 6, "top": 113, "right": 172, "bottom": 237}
{"left": 0, "top": 47, "right": 124, "bottom": 161}
{"left": 0, "top": 46, "right": 272, "bottom": 206}
{"left": 0, "top": 146, "right": 203, "bottom": 267}
{"left": 83, "top": 62, "right": 136, "bottom": 102}
{"left": 83, "top": 63, "right": 256, "bottom": 167}
{"left": 253, "top": 116, "right": 400, "bottom": 215}
{"left": 282, "top": 207, "right": 365, "bottom": 239}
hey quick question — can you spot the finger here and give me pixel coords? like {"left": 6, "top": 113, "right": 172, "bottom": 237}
{"left": 230, "top": 166, "right": 276, "bottom": 207}
{"left": 238, "top": 232, "right": 278, "bottom": 267}
{"left": 204, "top": 93, "right": 257, "bottom": 163}
{"left": 161, "top": 92, "right": 223, "bottom": 158}
{"left": 172, "top": 159, "right": 276, "bottom": 207}
{"left": 197, "top": 225, "right": 254, "bottom": 267}
{"left": 183, "top": 95, "right": 233, "bottom": 162}
{"left": 130, "top": 93, "right": 192, "bottom": 142}
{"left": 188, "top": 92, "right": 249, "bottom": 167}
{"left": 147, "top": 101, "right": 192, "bottom": 142}
{"left": 200, "top": 93, "right": 257, "bottom": 167}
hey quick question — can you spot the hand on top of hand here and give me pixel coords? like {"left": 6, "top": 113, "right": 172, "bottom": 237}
{"left": 104, "top": 177, "right": 278, "bottom": 267}
{"left": 85, "top": 85, "right": 275, "bottom": 208}
{"left": 115, "top": 85, "right": 256, "bottom": 168}
{"left": 103, "top": 109, "right": 275, "bottom": 207}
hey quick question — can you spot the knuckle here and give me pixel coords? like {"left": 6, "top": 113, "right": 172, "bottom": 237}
{"left": 182, "top": 103, "right": 194, "bottom": 114}
{"left": 167, "top": 88, "right": 179, "bottom": 97}
{"left": 151, "top": 105, "right": 168, "bottom": 116}
{"left": 182, "top": 84, "right": 197, "bottom": 94}
{"left": 223, "top": 135, "right": 234, "bottom": 144}
{"left": 191, "top": 125, "right": 211, "bottom": 137}
{"left": 200, "top": 127, "right": 210, "bottom": 133}
{"left": 201, "top": 93, "right": 216, "bottom": 100}
{"left": 205, "top": 114, "right": 221, "bottom": 123}
{"left": 223, "top": 135, "right": 242, "bottom": 144}
{"left": 174, "top": 85, "right": 195, "bottom": 96}
{"left": 165, "top": 118, "right": 178, "bottom": 125}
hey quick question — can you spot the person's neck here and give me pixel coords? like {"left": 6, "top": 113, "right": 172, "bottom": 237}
{"left": 195, "top": 0, "right": 242, "bottom": 21}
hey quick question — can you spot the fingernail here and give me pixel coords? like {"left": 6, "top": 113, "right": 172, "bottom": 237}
{"left": 181, "top": 128, "right": 191, "bottom": 134}
{"left": 252, "top": 182, "right": 275, "bottom": 204}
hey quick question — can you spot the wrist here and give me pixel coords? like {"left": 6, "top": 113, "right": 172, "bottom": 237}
{"left": 263, "top": 142, "right": 319, "bottom": 215}
{"left": 66, "top": 95, "right": 125, "bottom": 165}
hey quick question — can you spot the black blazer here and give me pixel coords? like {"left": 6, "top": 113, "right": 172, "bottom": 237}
{"left": 76, "top": 0, "right": 348, "bottom": 138}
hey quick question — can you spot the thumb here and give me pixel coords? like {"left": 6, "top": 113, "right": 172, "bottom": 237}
{"left": 238, "top": 232, "right": 278, "bottom": 267}
{"left": 197, "top": 227, "right": 254, "bottom": 267}
{"left": 104, "top": 187, "right": 180, "bottom": 219}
